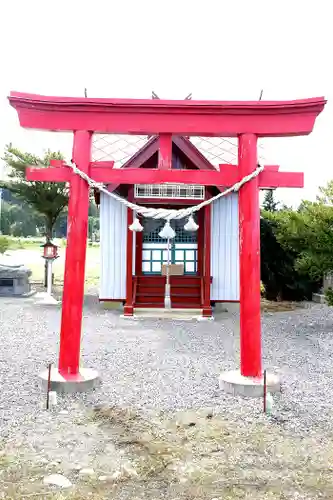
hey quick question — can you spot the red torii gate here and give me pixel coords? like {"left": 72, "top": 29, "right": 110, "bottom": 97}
{"left": 8, "top": 92, "right": 326, "bottom": 393}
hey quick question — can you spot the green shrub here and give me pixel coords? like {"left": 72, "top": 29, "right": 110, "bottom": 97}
{"left": 325, "top": 287, "right": 333, "bottom": 306}
{"left": 260, "top": 216, "right": 321, "bottom": 301}
{"left": 0, "top": 235, "right": 10, "bottom": 254}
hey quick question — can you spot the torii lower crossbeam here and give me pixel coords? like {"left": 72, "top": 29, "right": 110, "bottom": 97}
{"left": 27, "top": 164, "right": 303, "bottom": 189}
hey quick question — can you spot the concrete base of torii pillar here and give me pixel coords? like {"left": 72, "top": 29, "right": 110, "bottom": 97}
{"left": 39, "top": 366, "right": 100, "bottom": 394}
{"left": 218, "top": 370, "right": 280, "bottom": 398}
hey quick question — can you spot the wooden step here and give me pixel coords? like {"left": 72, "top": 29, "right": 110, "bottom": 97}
{"left": 171, "top": 283, "right": 201, "bottom": 287}
{"left": 136, "top": 292, "right": 165, "bottom": 298}
{"left": 170, "top": 276, "right": 201, "bottom": 285}
{"left": 137, "top": 282, "right": 165, "bottom": 286}
{"left": 170, "top": 287, "right": 201, "bottom": 295}
{"left": 137, "top": 286, "right": 165, "bottom": 294}
{"left": 171, "top": 303, "right": 202, "bottom": 309}
{"left": 136, "top": 277, "right": 166, "bottom": 283}
{"left": 135, "top": 295, "right": 164, "bottom": 304}
{"left": 133, "top": 307, "right": 202, "bottom": 318}
{"left": 136, "top": 282, "right": 166, "bottom": 287}
{"left": 134, "top": 302, "right": 165, "bottom": 308}
{"left": 171, "top": 292, "right": 200, "bottom": 298}
{"left": 134, "top": 303, "right": 202, "bottom": 310}
{"left": 171, "top": 297, "right": 201, "bottom": 305}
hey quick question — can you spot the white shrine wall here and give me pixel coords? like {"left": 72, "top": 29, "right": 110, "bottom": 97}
{"left": 99, "top": 193, "right": 131, "bottom": 300}
{"left": 210, "top": 193, "right": 239, "bottom": 301}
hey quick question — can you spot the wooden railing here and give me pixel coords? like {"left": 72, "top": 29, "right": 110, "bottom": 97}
{"left": 132, "top": 276, "right": 138, "bottom": 306}
{"left": 201, "top": 276, "right": 213, "bottom": 308}
{"left": 201, "top": 277, "right": 205, "bottom": 307}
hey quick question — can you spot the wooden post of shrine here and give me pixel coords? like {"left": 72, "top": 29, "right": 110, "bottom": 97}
{"left": 124, "top": 208, "right": 134, "bottom": 316}
{"left": 203, "top": 204, "right": 212, "bottom": 317}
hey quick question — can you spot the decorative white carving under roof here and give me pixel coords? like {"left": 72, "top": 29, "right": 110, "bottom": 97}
{"left": 134, "top": 184, "right": 205, "bottom": 200}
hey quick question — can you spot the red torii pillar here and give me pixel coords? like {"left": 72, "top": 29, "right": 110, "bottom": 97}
{"left": 59, "top": 131, "right": 91, "bottom": 376}
{"left": 25, "top": 149, "right": 116, "bottom": 390}
{"left": 8, "top": 92, "right": 326, "bottom": 394}
{"left": 238, "top": 134, "right": 262, "bottom": 378}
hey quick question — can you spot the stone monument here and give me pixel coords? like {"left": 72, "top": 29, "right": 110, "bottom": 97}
{"left": 313, "top": 272, "right": 333, "bottom": 304}
{"left": 0, "top": 256, "right": 32, "bottom": 296}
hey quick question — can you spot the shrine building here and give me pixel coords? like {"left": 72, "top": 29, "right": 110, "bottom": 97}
{"left": 96, "top": 135, "right": 249, "bottom": 316}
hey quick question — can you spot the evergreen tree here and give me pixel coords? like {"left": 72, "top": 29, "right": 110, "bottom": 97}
{"left": 262, "top": 189, "right": 279, "bottom": 212}
{"left": 0, "top": 144, "right": 69, "bottom": 240}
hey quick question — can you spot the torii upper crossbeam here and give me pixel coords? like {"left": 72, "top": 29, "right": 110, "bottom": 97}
{"left": 8, "top": 91, "right": 326, "bottom": 394}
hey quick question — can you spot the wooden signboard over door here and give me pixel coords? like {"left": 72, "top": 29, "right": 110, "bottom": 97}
{"left": 162, "top": 264, "right": 184, "bottom": 276}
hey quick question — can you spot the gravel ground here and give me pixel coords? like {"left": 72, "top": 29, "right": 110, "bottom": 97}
{"left": 1, "top": 295, "right": 333, "bottom": 432}
{"left": 1, "top": 294, "right": 333, "bottom": 498}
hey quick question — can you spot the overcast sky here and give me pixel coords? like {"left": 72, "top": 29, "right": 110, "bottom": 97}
{"left": 0, "top": 0, "right": 331, "bottom": 206}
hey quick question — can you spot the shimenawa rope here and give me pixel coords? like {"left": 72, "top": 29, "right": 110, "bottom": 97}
{"left": 68, "top": 161, "right": 264, "bottom": 225}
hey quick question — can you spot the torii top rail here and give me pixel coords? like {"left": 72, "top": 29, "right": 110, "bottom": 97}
{"left": 9, "top": 92, "right": 325, "bottom": 136}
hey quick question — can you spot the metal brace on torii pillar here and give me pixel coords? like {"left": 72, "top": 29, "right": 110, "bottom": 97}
{"left": 8, "top": 91, "right": 326, "bottom": 395}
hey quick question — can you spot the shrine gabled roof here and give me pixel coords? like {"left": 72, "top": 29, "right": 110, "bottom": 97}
{"left": 91, "top": 134, "right": 268, "bottom": 169}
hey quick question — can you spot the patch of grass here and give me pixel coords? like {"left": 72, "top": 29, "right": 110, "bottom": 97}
{"left": 260, "top": 299, "right": 300, "bottom": 312}
{"left": 6, "top": 246, "right": 100, "bottom": 287}
{"left": 89, "top": 406, "right": 333, "bottom": 499}
{"left": 3, "top": 407, "right": 333, "bottom": 499}
{"left": 6, "top": 237, "right": 45, "bottom": 250}
{"left": 0, "top": 448, "right": 107, "bottom": 499}
{"left": 0, "top": 235, "right": 10, "bottom": 254}
{"left": 0, "top": 451, "right": 50, "bottom": 498}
